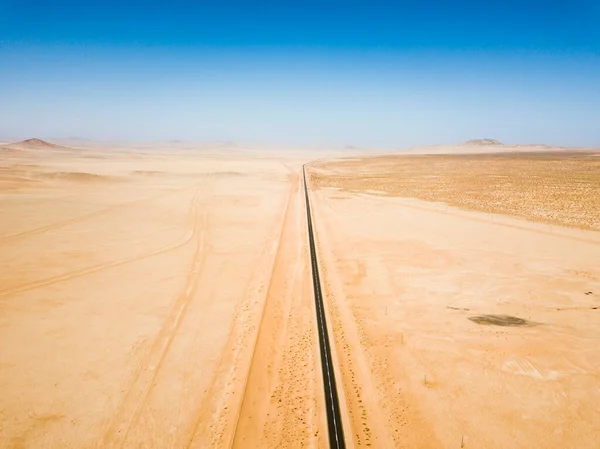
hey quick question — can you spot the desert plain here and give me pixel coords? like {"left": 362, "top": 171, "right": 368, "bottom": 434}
{"left": 1, "top": 139, "right": 599, "bottom": 448}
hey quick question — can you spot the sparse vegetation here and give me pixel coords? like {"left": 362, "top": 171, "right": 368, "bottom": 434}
{"left": 310, "top": 152, "right": 600, "bottom": 231}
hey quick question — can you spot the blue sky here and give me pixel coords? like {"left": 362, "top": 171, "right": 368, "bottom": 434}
{"left": 1, "top": 0, "right": 599, "bottom": 147}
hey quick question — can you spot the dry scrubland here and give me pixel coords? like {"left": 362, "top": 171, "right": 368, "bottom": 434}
{"left": 311, "top": 152, "right": 600, "bottom": 230}
{"left": 1, "top": 139, "right": 600, "bottom": 448}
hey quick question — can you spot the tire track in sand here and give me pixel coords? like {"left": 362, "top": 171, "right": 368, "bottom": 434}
{"left": 231, "top": 171, "right": 326, "bottom": 448}
{"left": 0, "top": 188, "right": 185, "bottom": 245}
{"left": 0, "top": 187, "right": 202, "bottom": 301}
{"left": 184, "top": 175, "right": 298, "bottom": 449}
{"left": 98, "top": 180, "right": 213, "bottom": 448}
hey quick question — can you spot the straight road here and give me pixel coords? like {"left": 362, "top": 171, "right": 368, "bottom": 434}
{"left": 303, "top": 166, "right": 346, "bottom": 449}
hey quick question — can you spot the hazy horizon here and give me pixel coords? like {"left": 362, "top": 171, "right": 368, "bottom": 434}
{"left": 1, "top": 0, "right": 599, "bottom": 148}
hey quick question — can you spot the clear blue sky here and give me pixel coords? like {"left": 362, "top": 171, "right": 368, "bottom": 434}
{"left": 1, "top": 0, "right": 599, "bottom": 147}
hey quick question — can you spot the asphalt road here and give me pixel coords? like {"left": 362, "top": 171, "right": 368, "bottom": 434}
{"left": 303, "top": 166, "right": 346, "bottom": 449}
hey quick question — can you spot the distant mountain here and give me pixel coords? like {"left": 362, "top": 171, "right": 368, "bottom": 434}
{"left": 463, "top": 138, "right": 503, "bottom": 146}
{"left": 5, "top": 138, "right": 75, "bottom": 151}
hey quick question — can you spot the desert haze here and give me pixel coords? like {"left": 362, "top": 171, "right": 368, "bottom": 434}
{"left": 1, "top": 138, "right": 599, "bottom": 448}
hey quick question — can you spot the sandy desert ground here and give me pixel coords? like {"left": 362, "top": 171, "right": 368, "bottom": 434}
{"left": 1, "top": 139, "right": 599, "bottom": 448}
{"left": 0, "top": 139, "right": 328, "bottom": 448}
{"left": 308, "top": 151, "right": 600, "bottom": 448}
